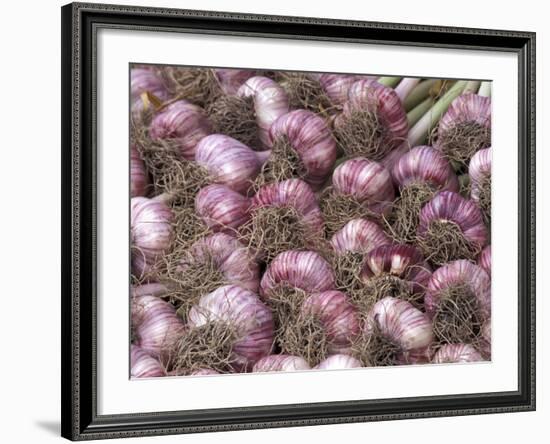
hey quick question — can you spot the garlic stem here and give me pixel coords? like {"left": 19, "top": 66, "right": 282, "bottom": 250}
{"left": 407, "top": 97, "right": 434, "bottom": 126}
{"left": 377, "top": 76, "right": 401, "bottom": 87}
{"left": 478, "top": 81, "right": 492, "bottom": 97}
{"left": 403, "top": 79, "right": 438, "bottom": 111}
{"left": 463, "top": 80, "right": 481, "bottom": 94}
{"left": 394, "top": 78, "right": 421, "bottom": 102}
{"left": 407, "top": 80, "right": 467, "bottom": 146}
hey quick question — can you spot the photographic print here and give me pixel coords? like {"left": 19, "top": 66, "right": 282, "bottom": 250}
{"left": 129, "top": 66, "right": 492, "bottom": 378}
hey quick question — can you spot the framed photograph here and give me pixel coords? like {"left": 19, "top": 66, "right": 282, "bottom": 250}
{"left": 61, "top": 2, "right": 536, "bottom": 440}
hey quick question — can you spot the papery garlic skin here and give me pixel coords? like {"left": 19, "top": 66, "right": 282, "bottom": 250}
{"left": 315, "top": 354, "right": 363, "bottom": 370}
{"left": 131, "top": 144, "right": 148, "bottom": 197}
{"left": 301, "top": 290, "right": 360, "bottom": 354}
{"left": 437, "top": 93, "right": 491, "bottom": 134}
{"left": 478, "top": 245, "right": 491, "bottom": 277}
{"left": 131, "top": 295, "right": 184, "bottom": 358}
{"left": 432, "top": 343, "right": 484, "bottom": 364}
{"left": 361, "top": 244, "right": 432, "bottom": 295}
{"left": 330, "top": 218, "right": 391, "bottom": 256}
{"left": 131, "top": 197, "right": 174, "bottom": 278}
{"left": 260, "top": 250, "right": 336, "bottom": 298}
{"left": 188, "top": 285, "right": 274, "bottom": 370}
{"left": 131, "top": 345, "right": 165, "bottom": 378}
{"left": 251, "top": 178, "right": 324, "bottom": 234}
{"left": 425, "top": 260, "right": 491, "bottom": 320}
{"left": 183, "top": 233, "right": 260, "bottom": 292}
{"left": 469, "top": 147, "right": 492, "bottom": 202}
{"left": 215, "top": 69, "right": 258, "bottom": 95}
{"left": 195, "top": 184, "right": 250, "bottom": 233}
{"left": 315, "top": 73, "right": 362, "bottom": 105}
{"left": 238, "top": 76, "right": 290, "bottom": 148}
{"left": 366, "top": 297, "right": 434, "bottom": 355}
{"left": 268, "top": 109, "right": 337, "bottom": 189}
{"left": 149, "top": 100, "right": 212, "bottom": 160}
{"left": 417, "top": 191, "right": 488, "bottom": 248}
{"left": 252, "top": 354, "right": 311, "bottom": 372}
{"left": 195, "top": 134, "right": 264, "bottom": 194}
{"left": 131, "top": 67, "right": 170, "bottom": 115}
{"left": 392, "top": 145, "right": 459, "bottom": 192}
{"left": 332, "top": 158, "right": 395, "bottom": 215}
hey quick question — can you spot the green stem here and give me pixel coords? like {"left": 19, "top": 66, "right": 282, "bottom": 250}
{"left": 478, "top": 81, "right": 492, "bottom": 97}
{"left": 463, "top": 80, "right": 481, "bottom": 94}
{"left": 403, "top": 79, "right": 438, "bottom": 111}
{"left": 407, "top": 97, "right": 434, "bottom": 126}
{"left": 377, "top": 76, "right": 401, "bottom": 87}
{"left": 407, "top": 80, "right": 467, "bottom": 146}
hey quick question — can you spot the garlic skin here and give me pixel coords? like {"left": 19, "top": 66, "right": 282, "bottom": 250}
{"left": 195, "top": 184, "right": 250, "bottom": 233}
{"left": 131, "top": 144, "right": 148, "bottom": 197}
{"left": 252, "top": 354, "right": 311, "bottom": 372}
{"left": 417, "top": 191, "right": 488, "bottom": 248}
{"left": 260, "top": 250, "right": 336, "bottom": 298}
{"left": 195, "top": 134, "right": 265, "bottom": 194}
{"left": 361, "top": 244, "right": 432, "bottom": 295}
{"left": 366, "top": 296, "right": 434, "bottom": 363}
{"left": 131, "top": 345, "right": 165, "bottom": 378}
{"left": 469, "top": 147, "right": 492, "bottom": 202}
{"left": 315, "top": 73, "right": 362, "bottom": 105}
{"left": 301, "top": 290, "right": 360, "bottom": 354}
{"left": 214, "top": 68, "right": 258, "bottom": 95}
{"left": 237, "top": 76, "right": 290, "bottom": 148}
{"left": 332, "top": 157, "right": 395, "bottom": 215}
{"left": 149, "top": 100, "right": 212, "bottom": 160}
{"left": 330, "top": 218, "right": 391, "bottom": 256}
{"left": 315, "top": 354, "right": 362, "bottom": 370}
{"left": 437, "top": 93, "right": 491, "bottom": 135}
{"left": 188, "top": 285, "right": 274, "bottom": 370}
{"left": 425, "top": 260, "right": 491, "bottom": 320}
{"left": 131, "top": 67, "right": 170, "bottom": 115}
{"left": 183, "top": 233, "right": 260, "bottom": 292}
{"left": 268, "top": 109, "right": 337, "bottom": 189}
{"left": 131, "top": 197, "right": 174, "bottom": 279}
{"left": 432, "top": 344, "right": 484, "bottom": 364}
{"left": 251, "top": 178, "right": 324, "bottom": 234}
{"left": 478, "top": 245, "right": 491, "bottom": 277}
{"left": 392, "top": 145, "right": 459, "bottom": 192}
{"left": 131, "top": 295, "right": 184, "bottom": 358}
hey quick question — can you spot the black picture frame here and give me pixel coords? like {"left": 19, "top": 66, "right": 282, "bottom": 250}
{"left": 61, "top": 2, "right": 536, "bottom": 440}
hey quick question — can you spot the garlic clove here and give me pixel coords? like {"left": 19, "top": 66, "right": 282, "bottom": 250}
{"left": 195, "top": 184, "right": 251, "bottom": 233}
{"left": 330, "top": 218, "right": 391, "bottom": 256}
{"left": 131, "top": 345, "right": 166, "bottom": 378}
{"left": 432, "top": 343, "right": 484, "bottom": 364}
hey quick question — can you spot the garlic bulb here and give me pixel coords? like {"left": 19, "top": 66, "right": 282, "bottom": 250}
{"left": 360, "top": 296, "right": 434, "bottom": 365}
{"left": 478, "top": 245, "right": 491, "bottom": 277}
{"left": 149, "top": 100, "right": 212, "bottom": 160}
{"left": 315, "top": 354, "right": 362, "bottom": 370}
{"left": 131, "top": 345, "right": 165, "bottom": 378}
{"left": 241, "top": 179, "right": 325, "bottom": 262}
{"left": 333, "top": 79, "right": 409, "bottom": 160}
{"left": 252, "top": 354, "right": 311, "bottom": 372}
{"left": 260, "top": 250, "right": 336, "bottom": 298}
{"left": 131, "top": 67, "right": 170, "bottom": 115}
{"left": 432, "top": 344, "right": 484, "bottom": 364}
{"left": 469, "top": 147, "right": 491, "bottom": 222}
{"left": 237, "top": 76, "right": 290, "bottom": 148}
{"left": 195, "top": 184, "right": 250, "bottom": 233}
{"left": 434, "top": 93, "right": 491, "bottom": 165}
{"left": 315, "top": 73, "right": 363, "bottom": 106}
{"left": 417, "top": 191, "right": 488, "bottom": 265}
{"left": 186, "top": 285, "right": 274, "bottom": 371}
{"left": 195, "top": 134, "right": 265, "bottom": 195}
{"left": 262, "top": 109, "right": 337, "bottom": 190}
{"left": 214, "top": 68, "right": 258, "bottom": 95}
{"left": 131, "top": 144, "right": 148, "bottom": 197}
{"left": 131, "top": 197, "right": 174, "bottom": 279}
{"left": 131, "top": 295, "right": 184, "bottom": 358}
{"left": 330, "top": 218, "right": 391, "bottom": 256}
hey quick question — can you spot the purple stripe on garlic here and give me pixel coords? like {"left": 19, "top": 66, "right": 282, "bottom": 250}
{"left": 188, "top": 285, "right": 274, "bottom": 370}
{"left": 131, "top": 345, "right": 165, "bottom": 378}
{"left": 469, "top": 147, "right": 492, "bottom": 202}
{"left": 392, "top": 145, "right": 459, "bottom": 192}
{"left": 478, "top": 245, "right": 491, "bottom": 277}
{"left": 130, "top": 67, "right": 170, "bottom": 115}
{"left": 252, "top": 354, "right": 311, "bottom": 372}
{"left": 268, "top": 109, "right": 337, "bottom": 189}
{"left": 330, "top": 219, "right": 391, "bottom": 256}
{"left": 314, "top": 73, "right": 363, "bottom": 105}
{"left": 432, "top": 343, "right": 484, "bottom": 364}
{"left": 131, "top": 144, "right": 148, "bottom": 197}
{"left": 131, "top": 197, "right": 174, "bottom": 279}
{"left": 437, "top": 93, "right": 491, "bottom": 134}
{"left": 237, "top": 76, "right": 290, "bottom": 148}
{"left": 195, "top": 184, "right": 250, "bottom": 233}
{"left": 315, "top": 354, "right": 362, "bottom": 370}
{"left": 195, "top": 134, "right": 265, "bottom": 195}
{"left": 214, "top": 68, "right": 258, "bottom": 95}
{"left": 149, "top": 100, "right": 212, "bottom": 160}
{"left": 260, "top": 250, "right": 335, "bottom": 298}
